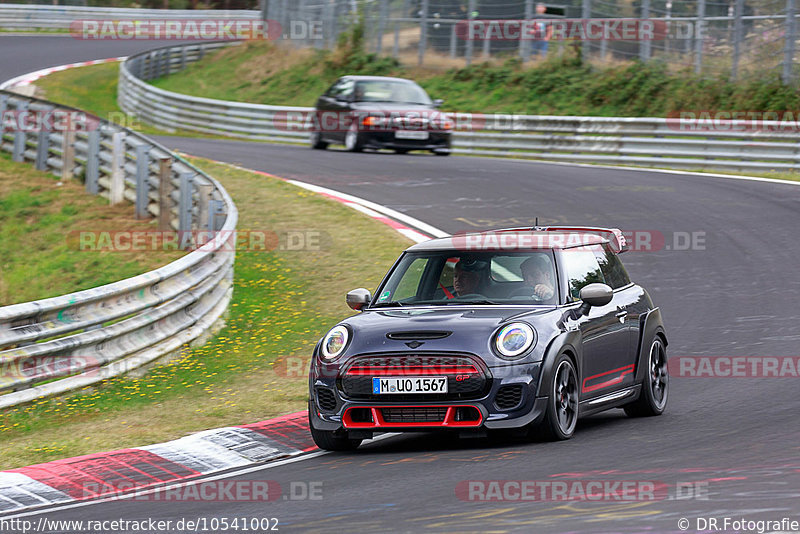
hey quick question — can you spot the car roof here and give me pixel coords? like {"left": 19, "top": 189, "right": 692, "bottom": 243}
{"left": 405, "top": 230, "right": 609, "bottom": 252}
{"left": 340, "top": 75, "right": 417, "bottom": 83}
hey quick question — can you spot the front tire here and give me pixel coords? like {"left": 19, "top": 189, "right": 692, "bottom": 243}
{"left": 308, "top": 411, "right": 362, "bottom": 451}
{"left": 310, "top": 131, "right": 328, "bottom": 150}
{"left": 344, "top": 125, "right": 364, "bottom": 153}
{"left": 624, "top": 336, "right": 668, "bottom": 417}
{"left": 537, "top": 354, "right": 579, "bottom": 440}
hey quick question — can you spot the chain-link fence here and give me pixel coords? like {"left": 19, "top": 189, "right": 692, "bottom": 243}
{"left": 264, "top": 0, "right": 799, "bottom": 83}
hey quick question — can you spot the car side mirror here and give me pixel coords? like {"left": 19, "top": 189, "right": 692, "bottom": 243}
{"left": 346, "top": 288, "right": 372, "bottom": 311}
{"left": 578, "top": 283, "right": 613, "bottom": 315}
{"left": 433, "top": 98, "right": 444, "bottom": 108}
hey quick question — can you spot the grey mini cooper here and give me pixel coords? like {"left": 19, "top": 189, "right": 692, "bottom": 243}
{"left": 308, "top": 226, "right": 669, "bottom": 451}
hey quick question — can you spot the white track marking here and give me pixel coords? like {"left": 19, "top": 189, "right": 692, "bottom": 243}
{"left": 0, "top": 434, "right": 398, "bottom": 520}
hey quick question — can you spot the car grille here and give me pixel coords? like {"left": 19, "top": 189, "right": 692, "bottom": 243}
{"left": 339, "top": 353, "right": 490, "bottom": 401}
{"left": 495, "top": 385, "right": 524, "bottom": 410}
{"left": 382, "top": 407, "right": 448, "bottom": 423}
{"left": 315, "top": 387, "right": 337, "bottom": 412}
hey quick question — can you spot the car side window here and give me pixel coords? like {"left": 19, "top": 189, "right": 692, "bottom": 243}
{"left": 564, "top": 248, "right": 606, "bottom": 301}
{"left": 324, "top": 80, "right": 340, "bottom": 97}
{"left": 331, "top": 79, "right": 354, "bottom": 100}
{"left": 594, "top": 244, "right": 631, "bottom": 289}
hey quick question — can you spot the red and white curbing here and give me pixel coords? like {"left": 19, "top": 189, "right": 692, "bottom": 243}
{"left": 0, "top": 411, "right": 315, "bottom": 513}
{"left": 0, "top": 57, "right": 126, "bottom": 92}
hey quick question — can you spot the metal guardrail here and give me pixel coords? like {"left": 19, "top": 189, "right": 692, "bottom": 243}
{"left": 0, "top": 4, "right": 258, "bottom": 30}
{"left": 119, "top": 41, "right": 800, "bottom": 173}
{"left": 0, "top": 89, "right": 237, "bottom": 409}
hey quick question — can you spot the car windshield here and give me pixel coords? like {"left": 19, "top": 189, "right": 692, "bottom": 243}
{"left": 372, "top": 251, "right": 559, "bottom": 307}
{"left": 353, "top": 80, "right": 432, "bottom": 105}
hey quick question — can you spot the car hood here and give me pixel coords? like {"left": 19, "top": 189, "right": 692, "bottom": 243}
{"left": 350, "top": 102, "right": 439, "bottom": 113}
{"left": 338, "top": 306, "right": 558, "bottom": 361}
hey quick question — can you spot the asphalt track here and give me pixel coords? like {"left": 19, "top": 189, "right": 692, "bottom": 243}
{"left": 3, "top": 36, "right": 800, "bottom": 533}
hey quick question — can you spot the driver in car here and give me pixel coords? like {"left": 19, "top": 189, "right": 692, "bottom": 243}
{"left": 515, "top": 255, "right": 556, "bottom": 300}
{"left": 452, "top": 258, "right": 484, "bottom": 297}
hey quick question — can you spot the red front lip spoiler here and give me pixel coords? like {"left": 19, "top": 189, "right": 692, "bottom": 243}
{"left": 342, "top": 405, "right": 484, "bottom": 429}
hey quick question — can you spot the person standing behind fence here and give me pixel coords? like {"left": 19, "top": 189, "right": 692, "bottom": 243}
{"left": 530, "top": 3, "right": 554, "bottom": 57}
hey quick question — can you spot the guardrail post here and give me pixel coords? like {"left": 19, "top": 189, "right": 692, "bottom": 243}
{"left": 0, "top": 94, "right": 7, "bottom": 132}
{"left": 180, "top": 45, "right": 187, "bottom": 71}
{"left": 197, "top": 183, "right": 213, "bottom": 244}
{"left": 418, "top": 0, "right": 428, "bottom": 66}
{"left": 782, "top": 0, "right": 797, "bottom": 84}
{"left": 12, "top": 101, "right": 27, "bottom": 162}
{"left": 135, "top": 143, "right": 151, "bottom": 218}
{"left": 145, "top": 51, "right": 153, "bottom": 80}
{"left": 178, "top": 171, "right": 194, "bottom": 248}
{"left": 109, "top": 131, "right": 125, "bottom": 205}
{"left": 61, "top": 129, "right": 76, "bottom": 181}
{"left": 160, "top": 48, "right": 167, "bottom": 78}
{"left": 157, "top": 156, "right": 174, "bottom": 231}
{"left": 85, "top": 129, "right": 100, "bottom": 194}
{"left": 35, "top": 109, "right": 51, "bottom": 171}
{"left": 208, "top": 199, "right": 224, "bottom": 232}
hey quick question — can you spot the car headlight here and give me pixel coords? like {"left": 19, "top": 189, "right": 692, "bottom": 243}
{"left": 321, "top": 325, "right": 349, "bottom": 360}
{"left": 494, "top": 323, "right": 535, "bottom": 359}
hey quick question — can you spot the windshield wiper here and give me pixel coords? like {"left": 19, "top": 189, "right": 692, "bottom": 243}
{"left": 370, "top": 301, "right": 405, "bottom": 308}
{"left": 422, "top": 299, "right": 502, "bottom": 306}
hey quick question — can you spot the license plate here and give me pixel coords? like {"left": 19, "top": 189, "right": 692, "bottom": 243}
{"left": 395, "top": 130, "right": 429, "bottom": 140}
{"left": 372, "top": 377, "right": 447, "bottom": 394}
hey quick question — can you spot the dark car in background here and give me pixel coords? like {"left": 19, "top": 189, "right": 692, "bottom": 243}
{"left": 309, "top": 75, "right": 453, "bottom": 155}
{"left": 308, "top": 226, "right": 669, "bottom": 451}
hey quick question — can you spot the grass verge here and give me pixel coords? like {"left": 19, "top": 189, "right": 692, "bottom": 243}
{"left": 150, "top": 39, "right": 800, "bottom": 116}
{"left": 32, "top": 62, "right": 222, "bottom": 140}
{"left": 0, "top": 151, "right": 182, "bottom": 305}
{"left": 0, "top": 155, "right": 410, "bottom": 469}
